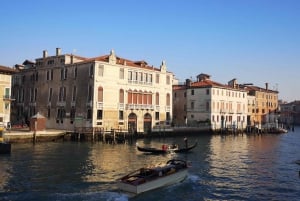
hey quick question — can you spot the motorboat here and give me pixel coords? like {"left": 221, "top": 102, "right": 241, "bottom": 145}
{"left": 117, "top": 159, "right": 189, "bottom": 194}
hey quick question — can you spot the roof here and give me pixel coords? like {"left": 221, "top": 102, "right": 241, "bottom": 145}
{"left": 0, "top": 65, "right": 17, "bottom": 74}
{"left": 245, "top": 85, "right": 278, "bottom": 93}
{"left": 76, "top": 54, "right": 161, "bottom": 72}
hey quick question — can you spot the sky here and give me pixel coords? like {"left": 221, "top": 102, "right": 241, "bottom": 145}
{"left": 1, "top": 0, "right": 299, "bottom": 102}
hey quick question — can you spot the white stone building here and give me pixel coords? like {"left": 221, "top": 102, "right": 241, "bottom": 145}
{"left": 11, "top": 48, "right": 174, "bottom": 133}
{"left": 173, "top": 74, "right": 248, "bottom": 130}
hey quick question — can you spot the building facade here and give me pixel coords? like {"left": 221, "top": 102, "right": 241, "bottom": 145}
{"left": 11, "top": 48, "right": 174, "bottom": 133}
{"left": 243, "top": 83, "right": 279, "bottom": 128}
{"left": 173, "top": 74, "right": 248, "bottom": 130}
{"left": 0, "top": 65, "right": 16, "bottom": 128}
{"left": 279, "top": 100, "right": 300, "bottom": 126}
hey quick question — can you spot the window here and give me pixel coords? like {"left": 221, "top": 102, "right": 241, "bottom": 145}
{"left": 119, "top": 68, "right": 124, "bottom": 79}
{"left": 166, "top": 112, "right": 170, "bottom": 121}
{"left": 191, "top": 102, "right": 194, "bottom": 110}
{"left": 156, "top": 93, "right": 159, "bottom": 105}
{"left": 155, "top": 112, "right": 159, "bottom": 120}
{"left": 88, "top": 85, "right": 93, "bottom": 102}
{"left": 119, "top": 111, "right": 124, "bottom": 120}
{"left": 70, "top": 107, "right": 76, "bottom": 119}
{"left": 191, "top": 89, "right": 194, "bottom": 95}
{"left": 119, "top": 89, "right": 124, "bottom": 103}
{"left": 74, "top": 67, "right": 77, "bottom": 79}
{"left": 61, "top": 68, "right": 67, "bottom": 80}
{"left": 90, "top": 64, "right": 94, "bottom": 77}
{"left": 156, "top": 74, "right": 159, "bottom": 84}
{"left": 166, "top": 93, "right": 170, "bottom": 106}
{"left": 72, "top": 86, "right": 77, "bottom": 102}
{"left": 206, "top": 102, "right": 209, "bottom": 111}
{"left": 98, "top": 87, "right": 103, "bottom": 102}
{"left": 47, "top": 107, "right": 51, "bottom": 118}
{"left": 166, "top": 75, "right": 170, "bottom": 85}
{"left": 206, "top": 89, "right": 209, "bottom": 95}
{"left": 59, "top": 87, "right": 66, "bottom": 101}
{"left": 87, "top": 108, "right": 92, "bottom": 119}
{"left": 97, "top": 110, "right": 102, "bottom": 120}
{"left": 98, "top": 65, "right": 104, "bottom": 77}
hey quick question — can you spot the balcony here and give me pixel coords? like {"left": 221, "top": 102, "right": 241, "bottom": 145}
{"left": 3, "top": 95, "right": 15, "bottom": 101}
{"left": 126, "top": 104, "right": 154, "bottom": 110}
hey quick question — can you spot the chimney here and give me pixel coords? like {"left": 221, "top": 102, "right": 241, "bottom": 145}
{"left": 265, "top": 82, "right": 269, "bottom": 90}
{"left": 43, "top": 50, "right": 48, "bottom": 58}
{"left": 56, "top": 48, "right": 61, "bottom": 56}
{"left": 186, "top": 79, "right": 191, "bottom": 87}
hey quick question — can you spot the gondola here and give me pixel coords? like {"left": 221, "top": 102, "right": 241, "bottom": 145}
{"left": 136, "top": 141, "right": 197, "bottom": 154}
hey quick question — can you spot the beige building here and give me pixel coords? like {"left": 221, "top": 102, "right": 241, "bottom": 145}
{"left": 0, "top": 65, "right": 16, "bottom": 128}
{"left": 11, "top": 48, "right": 174, "bottom": 133}
{"left": 242, "top": 83, "right": 279, "bottom": 127}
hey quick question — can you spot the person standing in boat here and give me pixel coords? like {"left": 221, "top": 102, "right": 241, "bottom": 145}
{"left": 184, "top": 137, "right": 188, "bottom": 148}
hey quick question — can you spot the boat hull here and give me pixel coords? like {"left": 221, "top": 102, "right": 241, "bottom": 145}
{"left": 117, "top": 169, "right": 188, "bottom": 194}
{"left": 0, "top": 143, "right": 11, "bottom": 154}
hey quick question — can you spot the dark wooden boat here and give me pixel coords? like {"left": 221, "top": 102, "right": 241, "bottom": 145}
{"left": 0, "top": 143, "right": 11, "bottom": 154}
{"left": 0, "top": 128, "right": 11, "bottom": 154}
{"left": 136, "top": 141, "right": 197, "bottom": 154}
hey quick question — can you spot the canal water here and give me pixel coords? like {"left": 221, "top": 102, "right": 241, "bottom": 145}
{"left": 1, "top": 128, "right": 300, "bottom": 201}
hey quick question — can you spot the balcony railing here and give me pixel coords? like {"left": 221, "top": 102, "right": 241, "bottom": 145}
{"left": 126, "top": 104, "right": 154, "bottom": 110}
{"left": 3, "top": 95, "right": 15, "bottom": 101}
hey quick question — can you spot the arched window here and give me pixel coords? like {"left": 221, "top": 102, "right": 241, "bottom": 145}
{"left": 138, "top": 90, "right": 143, "bottom": 104}
{"left": 127, "top": 90, "right": 132, "bottom": 104}
{"left": 156, "top": 92, "right": 159, "bottom": 105}
{"left": 98, "top": 86, "right": 103, "bottom": 102}
{"left": 119, "top": 89, "right": 124, "bottom": 103}
{"left": 133, "top": 90, "right": 138, "bottom": 104}
{"left": 166, "top": 93, "right": 170, "bottom": 106}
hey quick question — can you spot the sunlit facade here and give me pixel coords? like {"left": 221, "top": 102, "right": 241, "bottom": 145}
{"left": 11, "top": 48, "right": 174, "bottom": 133}
{"left": 173, "top": 74, "right": 248, "bottom": 130}
{"left": 0, "top": 65, "right": 16, "bottom": 128}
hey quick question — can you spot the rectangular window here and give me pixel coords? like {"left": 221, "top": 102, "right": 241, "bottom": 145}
{"left": 166, "top": 75, "right": 170, "bottom": 85}
{"left": 90, "top": 64, "right": 94, "bottom": 77}
{"left": 156, "top": 74, "right": 159, "bottom": 84}
{"left": 74, "top": 67, "right": 77, "bottom": 79}
{"left": 87, "top": 108, "right": 92, "bottom": 119}
{"left": 98, "top": 65, "right": 104, "bottom": 77}
{"left": 119, "top": 68, "right": 124, "bottom": 79}
{"left": 119, "top": 111, "right": 124, "bottom": 120}
{"left": 155, "top": 112, "right": 159, "bottom": 120}
{"left": 72, "top": 86, "right": 77, "bottom": 102}
{"left": 191, "top": 90, "right": 194, "bottom": 95}
{"left": 191, "top": 102, "right": 194, "bottom": 110}
{"left": 206, "top": 89, "right": 209, "bottom": 95}
{"left": 97, "top": 110, "right": 102, "bottom": 120}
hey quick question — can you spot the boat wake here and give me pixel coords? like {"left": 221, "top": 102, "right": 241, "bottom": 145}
{"left": 53, "top": 191, "right": 129, "bottom": 201}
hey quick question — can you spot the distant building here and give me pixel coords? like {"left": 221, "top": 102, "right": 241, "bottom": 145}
{"left": 242, "top": 83, "right": 279, "bottom": 127}
{"left": 279, "top": 100, "right": 300, "bottom": 125}
{"left": 0, "top": 65, "right": 16, "bottom": 127}
{"left": 173, "top": 74, "right": 248, "bottom": 130}
{"left": 11, "top": 48, "right": 174, "bottom": 133}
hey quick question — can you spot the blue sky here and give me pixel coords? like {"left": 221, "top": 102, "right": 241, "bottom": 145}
{"left": 1, "top": 0, "right": 299, "bottom": 101}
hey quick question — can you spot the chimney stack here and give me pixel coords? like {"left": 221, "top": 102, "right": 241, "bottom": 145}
{"left": 43, "top": 50, "right": 48, "bottom": 58}
{"left": 56, "top": 48, "right": 61, "bottom": 56}
{"left": 265, "top": 82, "right": 269, "bottom": 90}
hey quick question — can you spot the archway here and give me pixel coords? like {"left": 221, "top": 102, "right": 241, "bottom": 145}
{"left": 144, "top": 113, "right": 152, "bottom": 134}
{"left": 128, "top": 113, "right": 137, "bottom": 134}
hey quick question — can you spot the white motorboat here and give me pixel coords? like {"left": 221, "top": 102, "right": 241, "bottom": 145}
{"left": 117, "top": 159, "right": 188, "bottom": 194}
